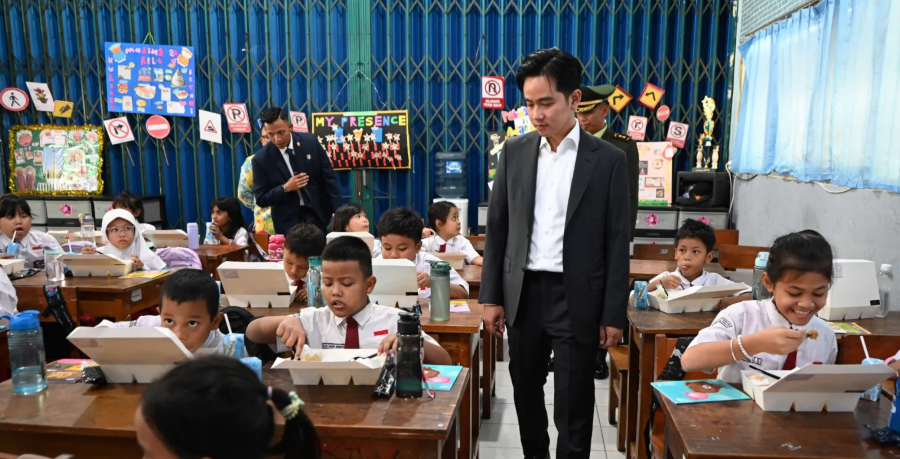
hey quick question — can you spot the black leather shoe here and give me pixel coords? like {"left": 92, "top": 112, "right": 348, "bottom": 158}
{"left": 547, "top": 356, "right": 554, "bottom": 372}
{"left": 594, "top": 358, "right": 609, "bottom": 380}
{"left": 524, "top": 453, "right": 551, "bottom": 459}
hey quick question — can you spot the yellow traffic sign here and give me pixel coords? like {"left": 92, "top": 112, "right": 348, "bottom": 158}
{"left": 608, "top": 86, "right": 632, "bottom": 113}
{"left": 53, "top": 100, "right": 74, "bottom": 118}
{"left": 638, "top": 83, "right": 665, "bottom": 110}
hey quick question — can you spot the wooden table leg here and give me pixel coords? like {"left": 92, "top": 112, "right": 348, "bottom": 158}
{"left": 439, "top": 333, "right": 476, "bottom": 459}
{"left": 633, "top": 331, "right": 655, "bottom": 459}
{"left": 481, "top": 328, "right": 494, "bottom": 419}
{"left": 624, "top": 324, "right": 640, "bottom": 459}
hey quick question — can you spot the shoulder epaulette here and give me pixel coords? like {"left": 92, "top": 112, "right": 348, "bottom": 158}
{"left": 613, "top": 132, "right": 632, "bottom": 142}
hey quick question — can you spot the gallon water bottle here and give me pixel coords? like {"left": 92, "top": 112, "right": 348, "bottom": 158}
{"left": 81, "top": 214, "right": 95, "bottom": 245}
{"left": 877, "top": 264, "right": 893, "bottom": 318}
{"left": 429, "top": 261, "right": 451, "bottom": 321}
{"left": 306, "top": 256, "right": 324, "bottom": 308}
{"left": 752, "top": 252, "right": 771, "bottom": 301}
{"left": 2, "top": 311, "right": 47, "bottom": 394}
{"left": 186, "top": 222, "right": 200, "bottom": 250}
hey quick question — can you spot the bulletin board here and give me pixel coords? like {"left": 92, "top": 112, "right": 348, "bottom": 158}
{"left": 8, "top": 125, "right": 105, "bottom": 196}
{"left": 104, "top": 42, "right": 196, "bottom": 117}
{"left": 637, "top": 141, "right": 674, "bottom": 206}
{"left": 310, "top": 111, "right": 411, "bottom": 170}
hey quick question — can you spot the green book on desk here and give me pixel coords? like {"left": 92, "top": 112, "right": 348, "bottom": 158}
{"left": 652, "top": 379, "right": 750, "bottom": 404}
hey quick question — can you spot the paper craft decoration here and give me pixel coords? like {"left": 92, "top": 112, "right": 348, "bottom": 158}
{"left": 290, "top": 111, "right": 309, "bottom": 133}
{"left": 8, "top": 125, "right": 104, "bottom": 196}
{"left": 647, "top": 283, "right": 750, "bottom": 314}
{"left": 67, "top": 326, "right": 195, "bottom": 383}
{"left": 740, "top": 364, "right": 896, "bottom": 412}
{"left": 423, "top": 365, "right": 463, "bottom": 391}
{"left": 0, "top": 259, "right": 25, "bottom": 275}
{"left": 370, "top": 258, "right": 418, "bottom": 310}
{"left": 311, "top": 111, "right": 411, "bottom": 170}
{"left": 627, "top": 116, "right": 648, "bottom": 141}
{"left": 199, "top": 110, "right": 223, "bottom": 144}
{"left": 818, "top": 260, "right": 880, "bottom": 320}
{"left": 217, "top": 261, "right": 294, "bottom": 308}
{"left": 53, "top": 101, "right": 74, "bottom": 118}
{"left": 105, "top": 42, "right": 196, "bottom": 117}
{"left": 637, "top": 141, "right": 674, "bottom": 206}
{"left": 103, "top": 116, "right": 135, "bottom": 145}
{"left": 223, "top": 103, "right": 251, "bottom": 133}
{"left": 272, "top": 348, "right": 385, "bottom": 385}
{"left": 59, "top": 253, "right": 133, "bottom": 277}
{"left": 652, "top": 379, "right": 750, "bottom": 404}
{"left": 607, "top": 85, "right": 632, "bottom": 113}
{"left": 26, "top": 82, "right": 55, "bottom": 112}
{"left": 325, "top": 232, "right": 375, "bottom": 253}
{"left": 0, "top": 87, "right": 28, "bottom": 112}
{"left": 142, "top": 229, "right": 189, "bottom": 248}
{"left": 638, "top": 82, "right": 665, "bottom": 110}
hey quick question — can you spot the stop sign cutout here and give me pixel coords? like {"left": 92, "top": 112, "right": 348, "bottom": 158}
{"left": 146, "top": 115, "right": 171, "bottom": 139}
{"left": 657, "top": 105, "right": 671, "bottom": 122}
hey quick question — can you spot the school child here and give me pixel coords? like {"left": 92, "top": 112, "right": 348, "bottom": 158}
{"left": 112, "top": 191, "right": 156, "bottom": 232}
{"left": 82, "top": 209, "right": 166, "bottom": 270}
{"left": 96, "top": 269, "right": 224, "bottom": 354}
{"left": 282, "top": 223, "right": 327, "bottom": 304}
{"left": 421, "top": 201, "right": 482, "bottom": 266}
{"left": 137, "top": 355, "right": 320, "bottom": 459}
{"left": 204, "top": 197, "right": 250, "bottom": 246}
{"left": 681, "top": 232, "right": 838, "bottom": 383}
{"left": 247, "top": 236, "right": 452, "bottom": 364}
{"left": 377, "top": 208, "right": 469, "bottom": 299}
{"left": 0, "top": 195, "right": 60, "bottom": 269}
{"left": 330, "top": 203, "right": 370, "bottom": 233}
{"left": 0, "top": 269, "right": 17, "bottom": 317}
{"left": 647, "top": 219, "right": 750, "bottom": 309}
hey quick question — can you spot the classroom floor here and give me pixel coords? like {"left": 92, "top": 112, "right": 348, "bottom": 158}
{"left": 480, "top": 335, "right": 625, "bottom": 459}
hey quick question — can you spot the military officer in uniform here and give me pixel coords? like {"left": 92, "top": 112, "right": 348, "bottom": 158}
{"left": 548, "top": 84, "right": 640, "bottom": 379}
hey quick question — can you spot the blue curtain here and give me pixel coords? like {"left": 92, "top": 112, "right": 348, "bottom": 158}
{"left": 733, "top": 0, "right": 900, "bottom": 191}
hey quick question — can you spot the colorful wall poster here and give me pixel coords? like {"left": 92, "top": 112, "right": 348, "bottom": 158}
{"left": 637, "top": 141, "right": 674, "bottom": 206}
{"left": 8, "top": 125, "right": 105, "bottom": 196}
{"left": 310, "top": 111, "right": 411, "bottom": 170}
{"left": 105, "top": 42, "right": 196, "bottom": 117}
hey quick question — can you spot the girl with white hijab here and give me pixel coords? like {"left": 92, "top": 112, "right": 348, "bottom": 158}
{"left": 83, "top": 209, "right": 165, "bottom": 270}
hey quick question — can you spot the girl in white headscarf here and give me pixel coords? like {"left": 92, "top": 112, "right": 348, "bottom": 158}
{"left": 82, "top": 209, "right": 165, "bottom": 270}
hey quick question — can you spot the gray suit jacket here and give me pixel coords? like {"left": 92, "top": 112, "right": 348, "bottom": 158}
{"left": 478, "top": 128, "right": 632, "bottom": 343}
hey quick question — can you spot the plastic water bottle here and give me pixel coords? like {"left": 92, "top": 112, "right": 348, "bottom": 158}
{"left": 429, "top": 261, "right": 451, "bottom": 321}
{"left": 306, "top": 256, "right": 324, "bottom": 308}
{"left": 1, "top": 311, "right": 47, "bottom": 394}
{"left": 44, "top": 247, "right": 65, "bottom": 282}
{"left": 877, "top": 264, "right": 893, "bottom": 318}
{"left": 395, "top": 311, "right": 424, "bottom": 399}
{"left": 81, "top": 214, "right": 95, "bottom": 245}
{"left": 752, "top": 252, "right": 771, "bottom": 301}
{"left": 186, "top": 222, "right": 200, "bottom": 250}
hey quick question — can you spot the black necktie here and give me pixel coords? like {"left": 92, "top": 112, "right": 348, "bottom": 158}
{"left": 287, "top": 147, "right": 303, "bottom": 177}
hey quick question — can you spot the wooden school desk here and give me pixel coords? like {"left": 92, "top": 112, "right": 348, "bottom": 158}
{"left": 0, "top": 368, "right": 469, "bottom": 459}
{"left": 460, "top": 265, "right": 481, "bottom": 299}
{"left": 195, "top": 244, "right": 248, "bottom": 280}
{"left": 655, "top": 387, "right": 894, "bottom": 459}
{"left": 629, "top": 260, "right": 726, "bottom": 279}
{"left": 12, "top": 271, "right": 174, "bottom": 322}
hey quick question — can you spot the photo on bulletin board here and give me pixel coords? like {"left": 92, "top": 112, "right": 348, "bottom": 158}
{"left": 104, "top": 42, "right": 196, "bottom": 117}
{"left": 310, "top": 110, "right": 411, "bottom": 170}
{"left": 637, "top": 141, "right": 674, "bottom": 206}
{"left": 8, "top": 125, "right": 105, "bottom": 196}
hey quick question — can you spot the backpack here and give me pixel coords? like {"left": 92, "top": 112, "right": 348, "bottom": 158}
{"left": 217, "top": 306, "right": 279, "bottom": 363}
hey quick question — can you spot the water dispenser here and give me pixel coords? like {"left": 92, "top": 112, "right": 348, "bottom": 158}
{"left": 435, "top": 152, "right": 466, "bottom": 199}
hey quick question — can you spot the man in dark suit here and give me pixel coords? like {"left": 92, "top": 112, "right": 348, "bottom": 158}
{"left": 253, "top": 108, "right": 341, "bottom": 235}
{"left": 480, "top": 49, "right": 631, "bottom": 459}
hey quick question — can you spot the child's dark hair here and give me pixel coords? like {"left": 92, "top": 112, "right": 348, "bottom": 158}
{"left": 0, "top": 195, "right": 32, "bottom": 219}
{"left": 112, "top": 191, "right": 146, "bottom": 223}
{"left": 284, "top": 223, "right": 326, "bottom": 258}
{"left": 675, "top": 219, "right": 717, "bottom": 252}
{"left": 141, "top": 355, "right": 320, "bottom": 459}
{"left": 378, "top": 207, "right": 424, "bottom": 244}
{"left": 160, "top": 269, "right": 220, "bottom": 319}
{"left": 766, "top": 232, "right": 834, "bottom": 285}
{"left": 212, "top": 197, "right": 249, "bottom": 239}
{"left": 323, "top": 236, "right": 373, "bottom": 278}
{"left": 428, "top": 201, "right": 456, "bottom": 232}
{"left": 330, "top": 203, "right": 365, "bottom": 232}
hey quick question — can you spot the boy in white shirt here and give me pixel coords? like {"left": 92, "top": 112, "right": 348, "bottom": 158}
{"left": 648, "top": 219, "right": 750, "bottom": 309}
{"left": 420, "top": 201, "right": 483, "bottom": 265}
{"left": 682, "top": 232, "right": 838, "bottom": 383}
{"left": 377, "top": 208, "right": 469, "bottom": 299}
{"left": 96, "top": 269, "right": 224, "bottom": 354}
{"left": 246, "top": 236, "right": 452, "bottom": 364}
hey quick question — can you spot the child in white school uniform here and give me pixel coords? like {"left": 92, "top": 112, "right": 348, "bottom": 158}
{"left": 647, "top": 219, "right": 750, "bottom": 309}
{"left": 420, "top": 201, "right": 483, "bottom": 266}
{"left": 204, "top": 197, "right": 250, "bottom": 246}
{"left": 681, "top": 232, "right": 838, "bottom": 384}
{"left": 112, "top": 191, "right": 156, "bottom": 233}
{"left": 82, "top": 209, "right": 166, "bottom": 270}
{"left": 376, "top": 207, "right": 469, "bottom": 299}
{"left": 0, "top": 196, "right": 61, "bottom": 269}
{"left": 247, "top": 236, "right": 452, "bottom": 364}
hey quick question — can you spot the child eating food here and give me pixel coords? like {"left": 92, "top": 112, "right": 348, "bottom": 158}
{"left": 82, "top": 209, "right": 165, "bottom": 270}
{"left": 0, "top": 195, "right": 60, "bottom": 269}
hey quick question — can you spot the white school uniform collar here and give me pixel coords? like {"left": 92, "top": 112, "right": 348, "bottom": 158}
{"left": 332, "top": 301, "right": 375, "bottom": 329}
{"left": 674, "top": 269, "right": 706, "bottom": 286}
{"left": 764, "top": 299, "right": 794, "bottom": 328}
{"left": 432, "top": 234, "right": 450, "bottom": 246}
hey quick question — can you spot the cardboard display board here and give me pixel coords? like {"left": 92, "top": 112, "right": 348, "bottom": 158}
{"left": 370, "top": 258, "right": 418, "bottom": 310}
{"left": 105, "top": 42, "right": 196, "bottom": 117}
{"left": 67, "top": 326, "right": 194, "bottom": 383}
{"left": 637, "top": 141, "right": 674, "bottom": 206}
{"left": 310, "top": 111, "right": 411, "bottom": 170}
{"left": 8, "top": 125, "right": 104, "bottom": 196}
{"left": 217, "top": 261, "right": 294, "bottom": 308}
{"left": 741, "top": 364, "right": 896, "bottom": 412}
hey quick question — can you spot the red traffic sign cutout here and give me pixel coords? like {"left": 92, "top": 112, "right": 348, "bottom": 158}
{"left": 0, "top": 88, "right": 29, "bottom": 112}
{"left": 146, "top": 115, "right": 171, "bottom": 139}
{"left": 481, "top": 76, "right": 504, "bottom": 110}
{"left": 656, "top": 105, "right": 671, "bottom": 122}
{"left": 627, "top": 116, "right": 648, "bottom": 141}
{"left": 666, "top": 121, "right": 689, "bottom": 149}
{"left": 223, "top": 103, "right": 251, "bottom": 133}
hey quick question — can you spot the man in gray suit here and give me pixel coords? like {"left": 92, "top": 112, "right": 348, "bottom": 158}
{"left": 479, "top": 48, "right": 631, "bottom": 459}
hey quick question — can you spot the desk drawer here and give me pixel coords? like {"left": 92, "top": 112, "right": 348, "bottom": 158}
{"left": 678, "top": 210, "right": 727, "bottom": 229}
{"left": 46, "top": 200, "right": 92, "bottom": 221}
{"left": 636, "top": 209, "right": 678, "bottom": 231}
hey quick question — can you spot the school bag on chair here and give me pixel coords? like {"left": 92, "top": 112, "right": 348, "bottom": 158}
{"left": 156, "top": 247, "right": 203, "bottom": 270}
{"left": 218, "top": 306, "right": 278, "bottom": 363}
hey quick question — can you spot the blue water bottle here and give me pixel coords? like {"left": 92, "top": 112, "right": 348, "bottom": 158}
{"left": 2, "top": 311, "right": 47, "bottom": 394}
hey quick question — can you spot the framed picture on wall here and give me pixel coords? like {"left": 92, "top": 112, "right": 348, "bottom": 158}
{"left": 8, "top": 125, "right": 105, "bottom": 196}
